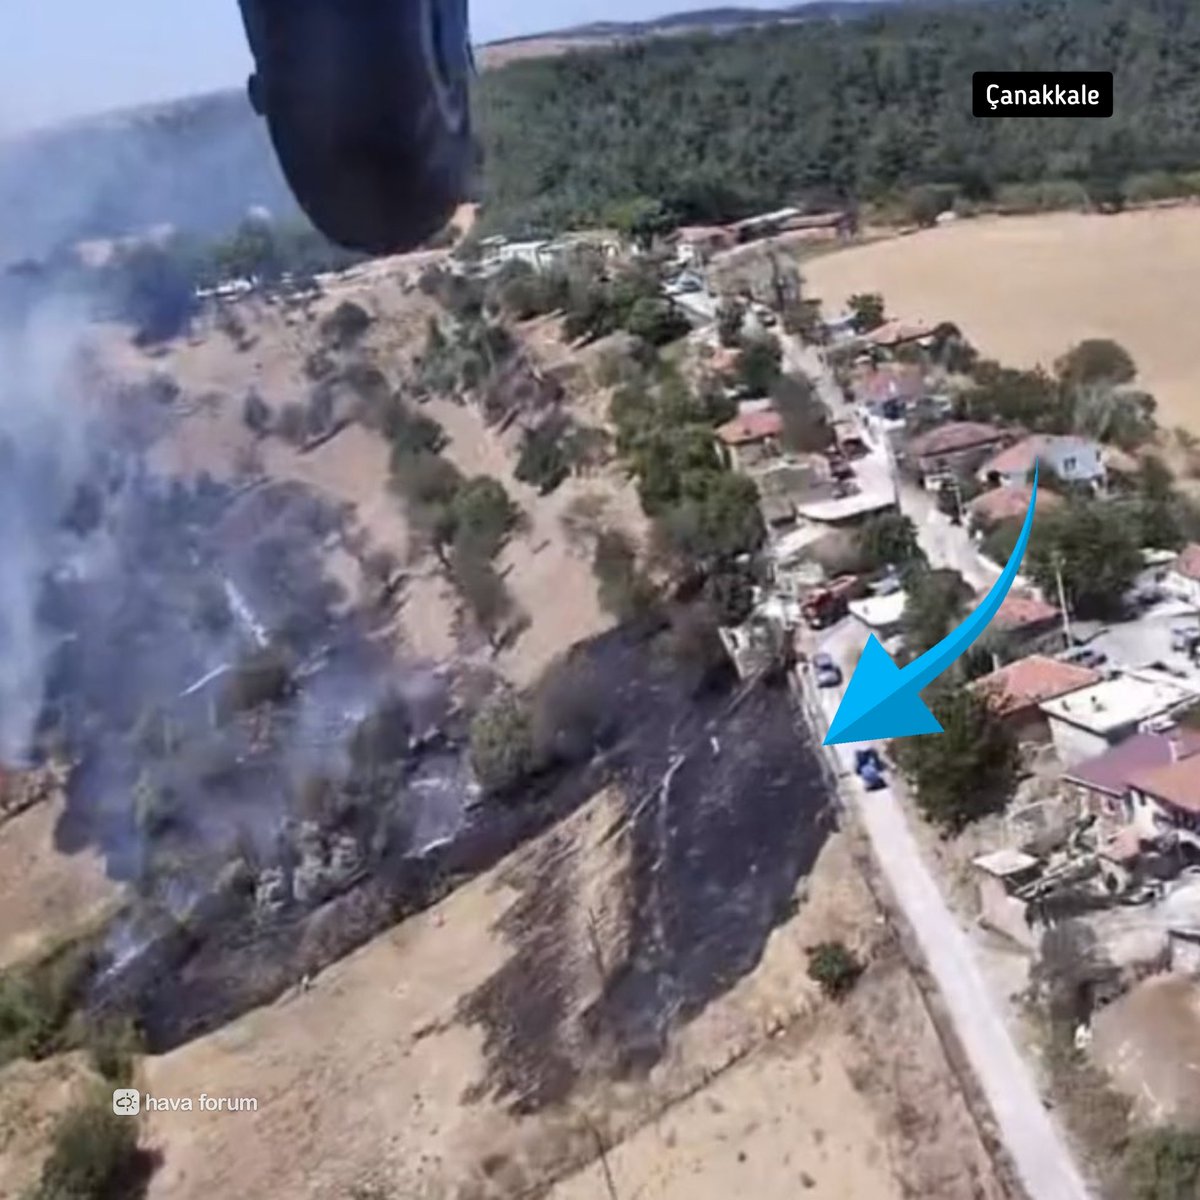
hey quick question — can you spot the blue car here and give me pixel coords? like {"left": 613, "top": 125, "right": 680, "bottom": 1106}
{"left": 854, "top": 747, "right": 886, "bottom": 790}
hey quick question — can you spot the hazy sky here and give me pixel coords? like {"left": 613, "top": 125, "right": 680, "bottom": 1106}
{"left": 0, "top": 1, "right": 791, "bottom": 133}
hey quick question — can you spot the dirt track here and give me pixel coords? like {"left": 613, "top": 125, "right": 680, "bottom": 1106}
{"left": 804, "top": 208, "right": 1200, "bottom": 433}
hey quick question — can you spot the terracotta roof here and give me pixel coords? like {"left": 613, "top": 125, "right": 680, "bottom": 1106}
{"left": 1066, "top": 730, "right": 1200, "bottom": 797}
{"left": 907, "top": 422, "right": 1006, "bottom": 459}
{"left": 971, "top": 654, "right": 1101, "bottom": 718}
{"left": 1173, "top": 543, "right": 1200, "bottom": 582}
{"left": 968, "top": 484, "right": 1065, "bottom": 525}
{"left": 1129, "top": 754, "right": 1200, "bottom": 813}
{"left": 867, "top": 319, "right": 938, "bottom": 347}
{"left": 677, "top": 225, "right": 734, "bottom": 244}
{"left": 991, "top": 590, "right": 1060, "bottom": 631}
{"left": 716, "top": 410, "right": 783, "bottom": 446}
{"left": 854, "top": 363, "right": 927, "bottom": 406}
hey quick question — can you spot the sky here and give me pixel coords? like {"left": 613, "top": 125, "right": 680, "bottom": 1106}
{"left": 0, "top": 0, "right": 792, "bottom": 133}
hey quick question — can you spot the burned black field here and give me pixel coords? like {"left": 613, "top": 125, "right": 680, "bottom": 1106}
{"left": 4, "top": 373, "right": 835, "bottom": 1068}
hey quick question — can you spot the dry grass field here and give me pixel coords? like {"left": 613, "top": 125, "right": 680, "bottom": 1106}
{"left": 805, "top": 207, "right": 1200, "bottom": 433}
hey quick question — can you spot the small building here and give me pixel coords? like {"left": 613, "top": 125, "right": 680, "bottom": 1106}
{"left": 848, "top": 591, "right": 906, "bottom": 638}
{"left": 966, "top": 483, "right": 1064, "bottom": 532}
{"left": 1128, "top": 754, "right": 1200, "bottom": 847}
{"left": 674, "top": 225, "right": 736, "bottom": 268}
{"left": 1039, "top": 670, "right": 1200, "bottom": 767}
{"left": 978, "top": 434, "right": 1106, "bottom": 491}
{"left": 905, "top": 422, "right": 1009, "bottom": 487}
{"left": 756, "top": 458, "right": 831, "bottom": 529}
{"left": 1165, "top": 543, "right": 1200, "bottom": 608}
{"left": 852, "top": 362, "right": 928, "bottom": 418}
{"left": 714, "top": 409, "right": 783, "bottom": 472}
{"left": 496, "top": 239, "right": 554, "bottom": 272}
{"left": 985, "top": 589, "right": 1065, "bottom": 658}
{"left": 972, "top": 848, "right": 1041, "bottom": 949}
{"left": 971, "top": 655, "right": 1102, "bottom": 742}
{"left": 1066, "top": 729, "right": 1200, "bottom": 827}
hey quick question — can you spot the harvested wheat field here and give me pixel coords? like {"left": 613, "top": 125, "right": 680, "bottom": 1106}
{"left": 805, "top": 208, "right": 1200, "bottom": 432}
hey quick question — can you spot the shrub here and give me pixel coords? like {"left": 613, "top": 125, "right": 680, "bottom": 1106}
{"left": 807, "top": 941, "right": 863, "bottom": 999}
{"left": 592, "top": 529, "right": 657, "bottom": 620}
{"left": 515, "top": 422, "right": 571, "bottom": 495}
{"left": 470, "top": 693, "right": 535, "bottom": 795}
{"left": 320, "top": 300, "right": 372, "bottom": 346}
{"left": 1124, "top": 1127, "right": 1200, "bottom": 1200}
{"left": 450, "top": 476, "right": 518, "bottom": 559}
{"left": 28, "top": 1091, "right": 150, "bottom": 1200}
{"left": 241, "top": 389, "right": 272, "bottom": 436}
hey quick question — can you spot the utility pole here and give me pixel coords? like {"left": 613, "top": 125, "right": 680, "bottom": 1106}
{"left": 1053, "top": 554, "right": 1073, "bottom": 648}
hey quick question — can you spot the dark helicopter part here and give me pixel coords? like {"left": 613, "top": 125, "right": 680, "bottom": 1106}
{"left": 238, "top": 0, "right": 475, "bottom": 254}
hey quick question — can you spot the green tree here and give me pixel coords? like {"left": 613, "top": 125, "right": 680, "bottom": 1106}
{"left": 1056, "top": 338, "right": 1137, "bottom": 388}
{"left": 892, "top": 686, "right": 1019, "bottom": 832}
{"left": 737, "top": 333, "right": 783, "bottom": 397}
{"left": 1025, "top": 500, "right": 1142, "bottom": 619}
{"left": 1124, "top": 1128, "right": 1200, "bottom": 1200}
{"left": 470, "top": 693, "right": 535, "bottom": 795}
{"left": 450, "top": 476, "right": 518, "bottom": 560}
{"left": 592, "top": 529, "right": 657, "bottom": 619}
{"left": 107, "top": 241, "right": 198, "bottom": 344}
{"left": 901, "top": 566, "right": 971, "bottom": 658}
{"left": 660, "top": 470, "right": 764, "bottom": 563}
{"left": 905, "top": 183, "right": 956, "bottom": 227}
{"left": 716, "top": 297, "right": 746, "bottom": 348}
{"left": 771, "top": 373, "right": 833, "bottom": 454}
{"left": 807, "top": 941, "right": 863, "bottom": 999}
{"left": 847, "top": 292, "right": 885, "bottom": 334}
{"left": 856, "top": 511, "right": 922, "bottom": 572}
{"left": 703, "top": 561, "right": 756, "bottom": 625}
{"left": 624, "top": 296, "right": 690, "bottom": 346}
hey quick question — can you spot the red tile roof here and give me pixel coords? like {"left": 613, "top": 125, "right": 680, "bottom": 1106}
{"left": 1066, "top": 730, "right": 1200, "bottom": 797}
{"left": 967, "top": 484, "right": 1065, "bottom": 525}
{"left": 1173, "top": 543, "right": 1200, "bottom": 582}
{"left": 907, "top": 422, "right": 1006, "bottom": 459}
{"left": 716, "top": 409, "right": 783, "bottom": 447}
{"left": 979, "top": 434, "right": 1101, "bottom": 480}
{"left": 1129, "top": 754, "right": 1200, "bottom": 813}
{"left": 971, "top": 654, "right": 1101, "bottom": 718}
{"left": 991, "top": 590, "right": 1060, "bottom": 631}
{"left": 855, "top": 363, "right": 927, "bottom": 406}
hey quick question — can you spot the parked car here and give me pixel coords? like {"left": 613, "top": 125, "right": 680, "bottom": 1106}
{"left": 1061, "top": 645, "right": 1107, "bottom": 669}
{"left": 812, "top": 651, "right": 843, "bottom": 688}
{"left": 1171, "top": 625, "right": 1200, "bottom": 653}
{"left": 854, "top": 746, "right": 886, "bottom": 790}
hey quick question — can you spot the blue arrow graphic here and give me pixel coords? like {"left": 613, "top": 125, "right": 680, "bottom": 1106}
{"left": 824, "top": 462, "right": 1040, "bottom": 746}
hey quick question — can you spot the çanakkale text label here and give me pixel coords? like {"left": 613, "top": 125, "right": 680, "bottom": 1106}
{"left": 972, "top": 72, "right": 1113, "bottom": 118}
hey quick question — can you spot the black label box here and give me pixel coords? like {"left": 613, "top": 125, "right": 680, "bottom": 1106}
{"left": 972, "top": 72, "right": 1113, "bottom": 118}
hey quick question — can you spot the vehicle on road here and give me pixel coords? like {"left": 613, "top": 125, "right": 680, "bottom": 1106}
{"left": 801, "top": 574, "right": 866, "bottom": 630}
{"left": 1060, "top": 645, "right": 1107, "bottom": 669}
{"left": 854, "top": 746, "right": 886, "bottom": 790}
{"left": 812, "top": 652, "right": 842, "bottom": 688}
{"left": 1171, "top": 624, "right": 1200, "bottom": 652}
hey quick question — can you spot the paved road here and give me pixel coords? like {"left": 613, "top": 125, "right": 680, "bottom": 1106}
{"left": 786, "top": 337, "right": 1093, "bottom": 1198}
{"left": 811, "top": 623, "right": 1092, "bottom": 1200}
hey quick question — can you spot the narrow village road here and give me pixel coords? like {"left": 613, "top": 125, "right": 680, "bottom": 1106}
{"left": 811, "top": 623, "right": 1092, "bottom": 1200}
{"left": 785, "top": 335, "right": 1092, "bottom": 1198}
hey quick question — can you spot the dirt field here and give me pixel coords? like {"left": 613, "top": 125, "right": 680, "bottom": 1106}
{"left": 134, "top": 796, "right": 1002, "bottom": 1200}
{"left": 90, "top": 257, "right": 643, "bottom": 682}
{"left": 804, "top": 208, "right": 1200, "bottom": 433}
{"left": 0, "top": 797, "right": 120, "bottom": 971}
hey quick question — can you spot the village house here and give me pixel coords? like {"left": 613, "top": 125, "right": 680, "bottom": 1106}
{"left": 714, "top": 408, "right": 783, "bottom": 473}
{"left": 756, "top": 456, "right": 831, "bottom": 530}
{"left": 674, "top": 225, "right": 737, "bottom": 269}
{"left": 972, "top": 848, "right": 1042, "bottom": 949}
{"left": 971, "top": 655, "right": 1102, "bottom": 743}
{"left": 1038, "top": 670, "right": 1200, "bottom": 767}
{"left": 852, "top": 362, "right": 928, "bottom": 418}
{"left": 1128, "top": 753, "right": 1200, "bottom": 852}
{"left": 905, "top": 421, "right": 1009, "bottom": 488}
{"left": 1065, "top": 729, "right": 1200, "bottom": 828}
{"left": 966, "top": 483, "right": 1065, "bottom": 533}
{"left": 988, "top": 591, "right": 1066, "bottom": 659}
{"left": 1165, "top": 543, "right": 1200, "bottom": 608}
{"left": 978, "top": 434, "right": 1106, "bottom": 491}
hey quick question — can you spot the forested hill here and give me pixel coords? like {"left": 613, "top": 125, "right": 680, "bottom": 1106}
{"left": 477, "top": 0, "right": 1200, "bottom": 233}
{"left": 6, "top": 0, "right": 1200, "bottom": 257}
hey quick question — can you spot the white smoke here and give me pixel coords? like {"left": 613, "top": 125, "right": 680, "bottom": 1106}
{"left": 0, "top": 294, "right": 94, "bottom": 761}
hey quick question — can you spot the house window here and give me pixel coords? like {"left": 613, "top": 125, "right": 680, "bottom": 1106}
{"left": 1062, "top": 456, "right": 1077, "bottom": 472}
